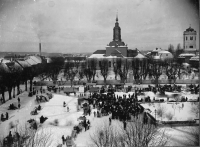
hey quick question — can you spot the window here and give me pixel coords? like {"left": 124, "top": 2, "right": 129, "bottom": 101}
{"left": 109, "top": 61, "right": 111, "bottom": 67}
{"left": 190, "top": 36, "right": 193, "bottom": 40}
{"left": 189, "top": 46, "right": 193, "bottom": 48}
{"left": 99, "top": 61, "right": 101, "bottom": 67}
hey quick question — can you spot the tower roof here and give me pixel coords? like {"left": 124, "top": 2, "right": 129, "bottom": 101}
{"left": 184, "top": 25, "right": 196, "bottom": 33}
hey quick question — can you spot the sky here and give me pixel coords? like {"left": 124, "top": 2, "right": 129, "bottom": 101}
{"left": 0, "top": 0, "right": 199, "bottom": 53}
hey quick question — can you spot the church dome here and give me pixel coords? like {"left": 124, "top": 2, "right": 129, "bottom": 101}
{"left": 186, "top": 26, "right": 195, "bottom": 32}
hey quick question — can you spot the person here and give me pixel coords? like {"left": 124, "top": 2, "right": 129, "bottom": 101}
{"left": 9, "top": 131, "right": 12, "bottom": 138}
{"left": 6, "top": 112, "right": 8, "bottom": 120}
{"left": 87, "top": 120, "right": 90, "bottom": 130}
{"left": 18, "top": 103, "right": 21, "bottom": 109}
{"left": 93, "top": 111, "right": 96, "bottom": 117}
{"left": 1, "top": 113, "right": 4, "bottom": 121}
{"left": 18, "top": 97, "right": 20, "bottom": 103}
{"left": 61, "top": 135, "right": 65, "bottom": 145}
{"left": 38, "top": 105, "right": 41, "bottom": 110}
{"left": 67, "top": 106, "right": 69, "bottom": 112}
{"left": 109, "top": 117, "right": 112, "bottom": 125}
{"left": 123, "top": 121, "right": 126, "bottom": 130}
{"left": 63, "top": 101, "right": 66, "bottom": 107}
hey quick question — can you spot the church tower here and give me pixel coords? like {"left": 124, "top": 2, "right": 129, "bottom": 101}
{"left": 183, "top": 25, "right": 197, "bottom": 53}
{"left": 106, "top": 15, "right": 128, "bottom": 57}
{"left": 113, "top": 15, "right": 121, "bottom": 41}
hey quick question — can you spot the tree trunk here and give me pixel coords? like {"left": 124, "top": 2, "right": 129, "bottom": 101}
{"left": 104, "top": 77, "right": 106, "bottom": 87}
{"left": 17, "top": 83, "right": 20, "bottom": 95}
{"left": 1, "top": 89, "right": 5, "bottom": 103}
{"left": 30, "top": 79, "right": 33, "bottom": 92}
{"left": 8, "top": 87, "right": 12, "bottom": 100}
{"left": 25, "top": 81, "right": 27, "bottom": 91}
{"left": 13, "top": 86, "right": 15, "bottom": 98}
{"left": 71, "top": 80, "right": 73, "bottom": 87}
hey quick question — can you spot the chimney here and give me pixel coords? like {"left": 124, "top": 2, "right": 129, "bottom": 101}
{"left": 39, "top": 42, "right": 41, "bottom": 56}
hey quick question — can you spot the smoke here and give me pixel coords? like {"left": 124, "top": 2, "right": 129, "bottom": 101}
{"left": 31, "top": 13, "right": 56, "bottom": 42}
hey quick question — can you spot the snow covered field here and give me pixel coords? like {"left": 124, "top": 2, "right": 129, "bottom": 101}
{"left": 0, "top": 91, "right": 198, "bottom": 146}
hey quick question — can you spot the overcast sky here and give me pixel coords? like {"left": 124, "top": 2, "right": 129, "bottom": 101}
{"left": 0, "top": 0, "right": 198, "bottom": 53}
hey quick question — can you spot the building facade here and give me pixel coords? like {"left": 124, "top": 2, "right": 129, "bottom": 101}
{"left": 183, "top": 25, "right": 197, "bottom": 53}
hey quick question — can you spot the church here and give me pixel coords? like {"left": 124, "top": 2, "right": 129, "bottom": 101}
{"left": 88, "top": 16, "right": 146, "bottom": 68}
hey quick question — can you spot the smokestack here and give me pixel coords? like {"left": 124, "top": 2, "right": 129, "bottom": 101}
{"left": 39, "top": 42, "right": 41, "bottom": 56}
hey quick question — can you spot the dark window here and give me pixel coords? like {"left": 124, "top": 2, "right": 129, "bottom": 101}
{"left": 109, "top": 61, "right": 111, "bottom": 67}
{"left": 99, "top": 61, "right": 101, "bottom": 67}
{"left": 190, "top": 37, "right": 193, "bottom": 40}
{"left": 189, "top": 46, "right": 193, "bottom": 48}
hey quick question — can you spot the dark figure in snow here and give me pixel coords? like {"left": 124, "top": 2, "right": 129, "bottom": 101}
{"left": 6, "top": 112, "right": 8, "bottom": 120}
{"left": 18, "top": 97, "right": 20, "bottom": 103}
{"left": 62, "top": 135, "right": 65, "bottom": 145}
{"left": 18, "top": 103, "right": 21, "bottom": 109}
{"left": 123, "top": 121, "right": 127, "bottom": 130}
{"left": 1, "top": 113, "right": 4, "bottom": 121}
{"left": 38, "top": 105, "right": 41, "bottom": 110}
{"left": 63, "top": 101, "right": 66, "bottom": 107}
{"left": 87, "top": 120, "right": 90, "bottom": 130}
{"left": 109, "top": 117, "right": 112, "bottom": 125}
{"left": 67, "top": 106, "right": 69, "bottom": 112}
{"left": 93, "top": 111, "right": 96, "bottom": 117}
{"left": 9, "top": 131, "right": 12, "bottom": 138}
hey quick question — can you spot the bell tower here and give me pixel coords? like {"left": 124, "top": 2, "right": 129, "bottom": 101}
{"left": 113, "top": 15, "right": 121, "bottom": 41}
{"left": 183, "top": 25, "right": 197, "bottom": 53}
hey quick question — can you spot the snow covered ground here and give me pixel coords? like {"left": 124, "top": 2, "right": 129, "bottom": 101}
{"left": 0, "top": 91, "right": 198, "bottom": 146}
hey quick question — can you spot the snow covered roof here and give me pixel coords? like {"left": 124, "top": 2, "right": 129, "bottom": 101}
{"left": 88, "top": 54, "right": 106, "bottom": 58}
{"left": 16, "top": 60, "right": 31, "bottom": 68}
{"left": 93, "top": 50, "right": 106, "bottom": 54}
{"left": 158, "top": 50, "right": 171, "bottom": 54}
{"left": 133, "top": 53, "right": 147, "bottom": 59}
{"left": 179, "top": 53, "right": 195, "bottom": 57}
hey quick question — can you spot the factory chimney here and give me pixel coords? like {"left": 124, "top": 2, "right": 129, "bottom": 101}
{"left": 39, "top": 42, "right": 41, "bottom": 56}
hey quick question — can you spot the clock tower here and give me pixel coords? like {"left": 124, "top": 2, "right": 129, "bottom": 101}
{"left": 113, "top": 15, "right": 121, "bottom": 41}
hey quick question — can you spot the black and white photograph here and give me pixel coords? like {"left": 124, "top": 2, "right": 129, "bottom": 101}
{"left": 0, "top": 0, "right": 199, "bottom": 146}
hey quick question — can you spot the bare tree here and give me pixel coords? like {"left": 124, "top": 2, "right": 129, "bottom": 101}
{"left": 190, "top": 102, "right": 199, "bottom": 118}
{"left": 149, "top": 60, "right": 163, "bottom": 87}
{"left": 89, "top": 121, "right": 120, "bottom": 147}
{"left": 64, "top": 60, "right": 78, "bottom": 87}
{"left": 185, "top": 126, "right": 199, "bottom": 146}
{"left": 168, "top": 44, "right": 175, "bottom": 56}
{"left": 89, "top": 117, "right": 168, "bottom": 147}
{"left": 90, "top": 59, "right": 97, "bottom": 82}
{"left": 0, "top": 124, "right": 53, "bottom": 147}
{"left": 99, "top": 59, "right": 109, "bottom": 86}
{"left": 77, "top": 62, "right": 85, "bottom": 84}
{"left": 164, "top": 59, "right": 183, "bottom": 84}
{"left": 156, "top": 104, "right": 166, "bottom": 121}
{"left": 45, "top": 57, "right": 64, "bottom": 85}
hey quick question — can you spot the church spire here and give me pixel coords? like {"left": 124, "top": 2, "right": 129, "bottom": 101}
{"left": 116, "top": 11, "right": 118, "bottom": 22}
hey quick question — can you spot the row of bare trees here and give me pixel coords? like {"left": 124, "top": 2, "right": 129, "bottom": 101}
{"left": 62, "top": 57, "right": 184, "bottom": 87}
{"left": 0, "top": 56, "right": 65, "bottom": 102}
